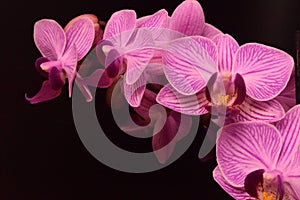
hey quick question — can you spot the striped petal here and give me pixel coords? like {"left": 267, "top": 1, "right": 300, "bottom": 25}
{"left": 234, "top": 97, "right": 285, "bottom": 123}
{"left": 124, "top": 29, "right": 154, "bottom": 84}
{"left": 75, "top": 74, "right": 93, "bottom": 102}
{"left": 213, "top": 34, "right": 239, "bottom": 73}
{"left": 202, "top": 23, "right": 223, "bottom": 39}
{"left": 34, "top": 19, "right": 66, "bottom": 60}
{"left": 163, "top": 36, "right": 217, "bottom": 95}
{"left": 216, "top": 122, "right": 282, "bottom": 187}
{"left": 103, "top": 10, "right": 136, "bottom": 44}
{"left": 123, "top": 73, "right": 146, "bottom": 107}
{"left": 275, "top": 70, "right": 296, "bottom": 112}
{"left": 156, "top": 84, "right": 209, "bottom": 115}
{"left": 169, "top": 0, "right": 205, "bottom": 36}
{"left": 213, "top": 166, "right": 255, "bottom": 200}
{"left": 233, "top": 43, "right": 294, "bottom": 101}
{"left": 65, "top": 16, "right": 95, "bottom": 60}
{"left": 276, "top": 105, "right": 300, "bottom": 171}
{"left": 136, "top": 9, "right": 169, "bottom": 40}
{"left": 61, "top": 45, "right": 77, "bottom": 97}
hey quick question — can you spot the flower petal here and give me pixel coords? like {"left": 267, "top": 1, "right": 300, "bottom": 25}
{"left": 34, "top": 19, "right": 66, "bottom": 60}
{"left": 74, "top": 74, "right": 93, "bottom": 102}
{"left": 234, "top": 97, "right": 285, "bottom": 123}
{"left": 136, "top": 9, "right": 169, "bottom": 40}
{"left": 202, "top": 23, "right": 223, "bottom": 39}
{"left": 64, "top": 14, "right": 102, "bottom": 47}
{"left": 65, "top": 17, "right": 95, "bottom": 60}
{"left": 61, "top": 45, "right": 77, "bottom": 97}
{"left": 275, "top": 70, "right": 296, "bottom": 112}
{"left": 275, "top": 105, "right": 300, "bottom": 170}
{"left": 213, "top": 166, "right": 255, "bottom": 200}
{"left": 123, "top": 73, "right": 146, "bottom": 107}
{"left": 152, "top": 111, "right": 192, "bottom": 164}
{"left": 213, "top": 34, "right": 239, "bottom": 73}
{"left": 103, "top": 10, "right": 136, "bottom": 42}
{"left": 84, "top": 69, "right": 114, "bottom": 88}
{"left": 25, "top": 80, "right": 62, "bottom": 104}
{"left": 169, "top": 0, "right": 205, "bottom": 36}
{"left": 163, "top": 36, "right": 217, "bottom": 95}
{"left": 156, "top": 84, "right": 209, "bottom": 115}
{"left": 216, "top": 121, "right": 282, "bottom": 187}
{"left": 233, "top": 43, "right": 294, "bottom": 101}
{"left": 124, "top": 29, "right": 155, "bottom": 84}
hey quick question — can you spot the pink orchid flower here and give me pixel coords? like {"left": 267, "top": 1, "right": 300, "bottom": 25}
{"left": 26, "top": 15, "right": 96, "bottom": 104}
{"left": 157, "top": 33, "right": 294, "bottom": 123}
{"left": 213, "top": 105, "right": 300, "bottom": 200}
{"left": 93, "top": 9, "right": 168, "bottom": 107}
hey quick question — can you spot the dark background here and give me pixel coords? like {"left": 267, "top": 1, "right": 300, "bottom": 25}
{"left": 6, "top": 0, "right": 300, "bottom": 199}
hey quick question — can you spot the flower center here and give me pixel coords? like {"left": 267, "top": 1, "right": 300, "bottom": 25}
{"left": 244, "top": 169, "right": 298, "bottom": 200}
{"left": 206, "top": 72, "right": 246, "bottom": 108}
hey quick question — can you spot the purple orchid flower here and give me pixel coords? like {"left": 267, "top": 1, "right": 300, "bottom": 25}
{"left": 157, "top": 33, "right": 294, "bottom": 123}
{"left": 116, "top": 85, "right": 192, "bottom": 164}
{"left": 213, "top": 105, "right": 300, "bottom": 200}
{"left": 93, "top": 9, "right": 169, "bottom": 107}
{"left": 26, "top": 15, "right": 95, "bottom": 104}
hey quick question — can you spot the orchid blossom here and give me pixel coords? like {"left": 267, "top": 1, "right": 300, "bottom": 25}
{"left": 26, "top": 15, "right": 96, "bottom": 104}
{"left": 213, "top": 105, "right": 300, "bottom": 200}
{"left": 93, "top": 9, "right": 169, "bottom": 107}
{"left": 157, "top": 33, "right": 294, "bottom": 124}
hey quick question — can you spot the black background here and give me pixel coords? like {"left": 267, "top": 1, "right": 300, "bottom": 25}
{"left": 6, "top": 0, "right": 300, "bottom": 199}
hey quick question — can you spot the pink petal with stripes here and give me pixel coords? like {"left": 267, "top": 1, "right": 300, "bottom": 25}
{"left": 65, "top": 17, "right": 95, "bottom": 60}
{"left": 169, "top": 0, "right": 205, "bottom": 36}
{"left": 156, "top": 84, "right": 209, "bottom": 115}
{"left": 234, "top": 96, "right": 285, "bottom": 123}
{"left": 163, "top": 36, "right": 217, "bottom": 95}
{"left": 213, "top": 167, "right": 255, "bottom": 200}
{"left": 233, "top": 43, "right": 294, "bottom": 101}
{"left": 136, "top": 9, "right": 169, "bottom": 40}
{"left": 213, "top": 34, "right": 239, "bottom": 73}
{"left": 123, "top": 73, "right": 146, "bottom": 107}
{"left": 34, "top": 19, "right": 66, "bottom": 60}
{"left": 202, "top": 23, "right": 223, "bottom": 39}
{"left": 275, "top": 70, "right": 296, "bottom": 112}
{"left": 276, "top": 105, "right": 300, "bottom": 171}
{"left": 216, "top": 122, "right": 282, "bottom": 187}
{"left": 124, "top": 29, "right": 154, "bottom": 84}
{"left": 61, "top": 45, "right": 77, "bottom": 97}
{"left": 103, "top": 10, "right": 136, "bottom": 43}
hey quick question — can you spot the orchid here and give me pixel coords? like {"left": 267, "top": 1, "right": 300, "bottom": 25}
{"left": 157, "top": 33, "right": 294, "bottom": 124}
{"left": 213, "top": 105, "right": 300, "bottom": 200}
{"left": 26, "top": 15, "right": 96, "bottom": 104}
{"left": 94, "top": 9, "right": 170, "bottom": 107}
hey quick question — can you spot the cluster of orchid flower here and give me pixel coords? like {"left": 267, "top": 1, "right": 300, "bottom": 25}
{"left": 26, "top": 0, "right": 300, "bottom": 199}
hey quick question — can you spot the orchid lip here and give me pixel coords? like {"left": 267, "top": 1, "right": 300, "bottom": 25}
{"left": 245, "top": 169, "right": 287, "bottom": 200}
{"left": 35, "top": 57, "right": 50, "bottom": 78}
{"left": 205, "top": 72, "right": 246, "bottom": 109}
{"left": 49, "top": 67, "right": 66, "bottom": 90}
